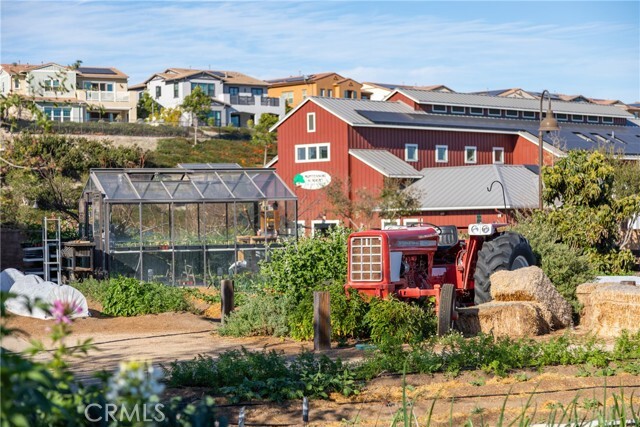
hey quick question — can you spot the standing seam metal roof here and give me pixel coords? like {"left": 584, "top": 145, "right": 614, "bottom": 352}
{"left": 349, "top": 150, "right": 423, "bottom": 178}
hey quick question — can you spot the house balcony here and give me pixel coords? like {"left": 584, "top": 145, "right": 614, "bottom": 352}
{"left": 224, "top": 94, "right": 280, "bottom": 108}
{"left": 83, "top": 91, "right": 129, "bottom": 102}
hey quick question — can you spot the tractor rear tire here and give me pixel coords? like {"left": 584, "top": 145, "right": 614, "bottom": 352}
{"left": 473, "top": 232, "right": 536, "bottom": 305}
{"left": 437, "top": 283, "right": 456, "bottom": 336}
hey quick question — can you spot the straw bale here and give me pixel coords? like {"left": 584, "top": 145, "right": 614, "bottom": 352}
{"left": 579, "top": 283, "right": 640, "bottom": 337}
{"left": 490, "top": 266, "right": 572, "bottom": 329}
{"left": 455, "top": 301, "right": 550, "bottom": 338}
{"left": 575, "top": 282, "right": 617, "bottom": 324}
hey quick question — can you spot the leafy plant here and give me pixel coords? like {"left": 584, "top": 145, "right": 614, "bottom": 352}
{"left": 364, "top": 296, "right": 434, "bottom": 344}
{"left": 218, "top": 291, "right": 289, "bottom": 337}
{"left": 101, "top": 277, "right": 192, "bottom": 316}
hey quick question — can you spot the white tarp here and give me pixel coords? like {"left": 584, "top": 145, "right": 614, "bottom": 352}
{"left": 2, "top": 269, "right": 89, "bottom": 320}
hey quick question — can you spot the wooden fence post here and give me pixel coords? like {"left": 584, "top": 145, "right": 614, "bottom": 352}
{"left": 221, "top": 279, "right": 234, "bottom": 324}
{"left": 313, "top": 291, "right": 331, "bottom": 351}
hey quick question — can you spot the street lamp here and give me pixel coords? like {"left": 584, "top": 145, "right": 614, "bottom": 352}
{"left": 538, "top": 90, "right": 560, "bottom": 209}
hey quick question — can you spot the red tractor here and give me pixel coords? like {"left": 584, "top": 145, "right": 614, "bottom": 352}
{"left": 345, "top": 223, "right": 535, "bottom": 335}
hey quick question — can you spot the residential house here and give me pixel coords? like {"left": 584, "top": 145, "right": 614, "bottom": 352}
{"left": 269, "top": 90, "right": 639, "bottom": 233}
{"left": 131, "top": 68, "right": 283, "bottom": 127}
{"left": 266, "top": 72, "right": 364, "bottom": 109}
{"left": 0, "top": 62, "right": 135, "bottom": 122}
{"left": 361, "top": 82, "right": 453, "bottom": 101}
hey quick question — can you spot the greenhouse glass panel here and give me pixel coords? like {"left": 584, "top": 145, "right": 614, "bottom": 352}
{"left": 143, "top": 252, "right": 173, "bottom": 284}
{"left": 220, "top": 172, "right": 264, "bottom": 199}
{"left": 201, "top": 203, "right": 230, "bottom": 246}
{"left": 164, "top": 181, "right": 202, "bottom": 200}
{"left": 94, "top": 172, "right": 138, "bottom": 199}
{"left": 110, "top": 252, "right": 141, "bottom": 279}
{"left": 193, "top": 176, "right": 234, "bottom": 200}
{"left": 110, "top": 204, "right": 141, "bottom": 250}
{"left": 173, "top": 204, "right": 200, "bottom": 246}
{"left": 141, "top": 204, "right": 170, "bottom": 247}
{"left": 234, "top": 249, "right": 265, "bottom": 274}
{"left": 250, "top": 172, "right": 293, "bottom": 199}
{"left": 206, "top": 250, "right": 235, "bottom": 283}
{"left": 132, "top": 181, "right": 171, "bottom": 201}
{"left": 175, "top": 250, "right": 205, "bottom": 286}
{"left": 235, "top": 202, "right": 259, "bottom": 241}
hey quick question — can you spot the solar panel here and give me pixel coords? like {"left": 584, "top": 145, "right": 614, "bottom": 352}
{"left": 208, "top": 71, "right": 226, "bottom": 78}
{"left": 77, "top": 67, "right": 117, "bottom": 75}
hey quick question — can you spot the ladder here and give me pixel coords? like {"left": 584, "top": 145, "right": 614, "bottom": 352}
{"left": 43, "top": 217, "right": 62, "bottom": 284}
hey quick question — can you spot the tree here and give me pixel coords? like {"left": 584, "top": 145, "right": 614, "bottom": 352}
{"left": 136, "top": 92, "right": 162, "bottom": 121}
{"left": 251, "top": 113, "right": 279, "bottom": 165}
{"left": 540, "top": 150, "right": 639, "bottom": 273}
{"left": 181, "top": 86, "right": 211, "bottom": 145}
{"left": 160, "top": 107, "right": 182, "bottom": 126}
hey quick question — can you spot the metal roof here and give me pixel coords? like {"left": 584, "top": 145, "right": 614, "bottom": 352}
{"left": 309, "top": 97, "right": 417, "bottom": 125}
{"left": 349, "top": 149, "right": 423, "bottom": 179}
{"left": 407, "top": 165, "right": 539, "bottom": 211}
{"left": 392, "top": 89, "right": 632, "bottom": 118}
{"left": 85, "top": 168, "right": 296, "bottom": 203}
{"left": 178, "top": 163, "right": 241, "bottom": 169}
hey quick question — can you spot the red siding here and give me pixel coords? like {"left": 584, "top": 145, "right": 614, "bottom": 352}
{"left": 386, "top": 92, "right": 418, "bottom": 109}
{"left": 348, "top": 127, "right": 518, "bottom": 169}
{"left": 404, "top": 210, "right": 512, "bottom": 231}
{"left": 275, "top": 102, "right": 350, "bottom": 226}
{"left": 513, "top": 135, "right": 556, "bottom": 165}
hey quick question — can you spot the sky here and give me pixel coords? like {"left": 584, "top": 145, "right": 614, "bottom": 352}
{"left": 2, "top": 1, "right": 639, "bottom": 103}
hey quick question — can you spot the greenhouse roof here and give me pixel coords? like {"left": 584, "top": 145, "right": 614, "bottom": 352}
{"left": 84, "top": 168, "right": 297, "bottom": 202}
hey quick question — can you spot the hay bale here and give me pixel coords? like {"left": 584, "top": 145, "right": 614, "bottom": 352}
{"left": 576, "top": 282, "right": 617, "bottom": 325}
{"left": 580, "top": 283, "right": 640, "bottom": 337}
{"left": 456, "top": 301, "right": 551, "bottom": 338}
{"left": 490, "top": 266, "right": 572, "bottom": 329}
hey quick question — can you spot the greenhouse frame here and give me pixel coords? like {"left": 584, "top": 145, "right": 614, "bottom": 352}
{"left": 80, "top": 165, "right": 297, "bottom": 285}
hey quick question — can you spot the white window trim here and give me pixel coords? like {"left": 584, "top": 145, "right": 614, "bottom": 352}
{"left": 435, "top": 145, "right": 448, "bottom": 163}
{"left": 295, "top": 143, "right": 330, "bottom": 163}
{"left": 493, "top": 147, "right": 505, "bottom": 164}
{"left": 296, "top": 220, "right": 306, "bottom": 236}
{"left": 488, "top": 109, "right": 501, "bottom": 117}
{"left": 522, "top": 111, "right": 536, "bottom": 119}
{"left": 572, "top": 115, "right": 584, "bottom": 122}
{"left": 602, "top": 117, "right": 613, "bottom": 124}
{"left": 587, "top": 115, "right": 599, "bottom": 123}
{"left": 306, "top": 112, "right": 316, "bottom": 133}
{"left": 505, "top": 110, "right": 519, "bottom": 118}
{"left": 470, "top": 107, "right": 484, "bottom": 115}
{"left": 381, "top": 219, "right": 401, "bottom": 229}
{"left": 451, "top": 106, "right": 465, "bottom": 114}
{"left": 311, "top": 219, "right": 339, "bottom": 236}
{"left": 465, "top": 146, "right": 477, "bottom": 164}
{"left": 556, "top": 113, "right": 569, "bottom": 122}
{"left": 405, "top": 143, "right": 419, "bottom": 162}
{"left": 432, "top": 105, "right": 447, "bottom": 113}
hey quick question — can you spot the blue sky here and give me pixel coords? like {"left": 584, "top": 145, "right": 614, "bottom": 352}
{"left": 2, "top": 1, "right": 639, "bottom": 102}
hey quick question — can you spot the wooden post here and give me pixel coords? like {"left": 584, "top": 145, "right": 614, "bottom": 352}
{"left": 221, "top": 279, "right": 234, "bottom": 324}
{"left": 313, "top": 291, "right": 331, "bottom": 351}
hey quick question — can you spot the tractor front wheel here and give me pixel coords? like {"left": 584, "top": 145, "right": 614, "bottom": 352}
{"left": 473, "top": 232, "right": 536, "bottom": 305}
{"left": 437, "top": 283, "right": 456, "bottom": 336}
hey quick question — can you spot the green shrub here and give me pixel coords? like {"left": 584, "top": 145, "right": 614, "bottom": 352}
{"left": 102, "top": 277, "right": 192, "bottom": 316}
{"left": 70, "top": 278, "right": 110, "bottom": 303}
{"left": 511, "top": 215, "right": 594, "bottom": 310}
{"left": 21, "top": 121, "right": 189, "bottom": 137}
{"left": 364, "top": 297, "right": 435, "bottom": 344}
{"left": 327, "top": 282, "right": 370, "bottom": 340}
{"left": 219, "top": 292, "right": 289, "bottom": 337}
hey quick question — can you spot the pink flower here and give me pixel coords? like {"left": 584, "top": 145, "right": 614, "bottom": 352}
{"left": 50, "top": 300, "right": 82, "bottom": 324}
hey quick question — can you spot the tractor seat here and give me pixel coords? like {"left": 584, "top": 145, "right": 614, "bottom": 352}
{"left": 437, "top": 225, "right": 459, "bottom": 250}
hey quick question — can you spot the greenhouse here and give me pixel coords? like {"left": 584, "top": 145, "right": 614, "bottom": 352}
{"left": 80, "top": 165, "right": 297, "bottom": 285}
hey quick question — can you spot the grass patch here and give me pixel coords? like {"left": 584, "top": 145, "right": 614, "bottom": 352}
{"left": 147, "top": 137, "right": 268, "bottom": 168}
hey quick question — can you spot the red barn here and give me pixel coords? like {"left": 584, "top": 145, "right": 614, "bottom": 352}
{"left": 270, "top": 89, "right": 639, "bottom": 234}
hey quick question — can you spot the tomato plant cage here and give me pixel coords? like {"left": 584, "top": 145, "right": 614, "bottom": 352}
{"left": 80, "top": 164, "right": 297, "bottom": 286}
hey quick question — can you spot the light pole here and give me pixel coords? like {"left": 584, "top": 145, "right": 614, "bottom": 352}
{"left": 538, "top": 90, "right": 560, "bottom": 210}
{"left": 487, "top": 180, "right": 507, "bottom": 216}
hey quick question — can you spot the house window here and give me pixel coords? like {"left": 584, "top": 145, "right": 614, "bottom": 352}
{"left": 522, "top": 111, "right": 536, "bottom": 119}
{"left": 320, "top": 89, "right": 325, "bottom": 97}
{"left": 602, "top": 117, "right": 613, "bottom": 124}
{"left": 493, "top": 147, "right": 504, "bottom": 164}
{"left": 432, "top": 105, "right": 447, "bottom": 113}
{"left": 403, "top": 218, "right": 420, "bottom": 226}
{"left": 44, "top": 79, "right": 60, "bottom": 91}
{"left": 307, "top": 112, "right": 316, "bottom": 132}
{"left": 191, "top": 83, "right": 215, "bottom": 96}
{"left": 405, "top": 143, "right": 418, "bottom": 162}
{"left": 327, "top": 89, "right": 333, "bottom": 97}
{"left": 251, "top": 88, "right": 263, "bottom": 96}
{"left": 556, "top": 113, "right": 568, "bottom": 121}
{"left": 281, "top": 91, "right": 294, "bottom": 105}
{"left": 488, "top": 108, "right": 501, "bottom": 116}
{"left": 465, "top": 146, "right": 477, "bottom": 164}
{"left": 43, "top": 107, "right": 71, "bottom": 122}
{"left": 435, "top": 145, "right": 448, "bottom": 163}
{"left": 173, "top": 82, "right": 179, "bottom": 98}
{"left": 302, "top": 89, "right": 307, "bottom": 99}
{"left": 505, "top": 110, "right": 518, "bottom": 118}
{"left": 381, "top": 219, "right": 401, "bottom": 229}
{"left": 295, "top": 143, "right": 330, "bottom": 162}
{"left": 155, "top": 86, "right": 161, "bottom": 99}
{"left": 572, "top": 115, "right": 583, "bottom": 122}
{"left": 312, "top": 219, "right": 339, "bottom": 237}
{"left": 14, "top": 79, "right": 20, "bottom": 89}
{"left": 451, "top": 106, "right": 465, "bottom": 114}
{"left": 470, "top": 107, "right": 484, "bottom": 115}
{"left": 587, "top": 115, "right": 598, "bottom": 123}
{"left": 229, "top": 87, "right": 239, "bottom": 96}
